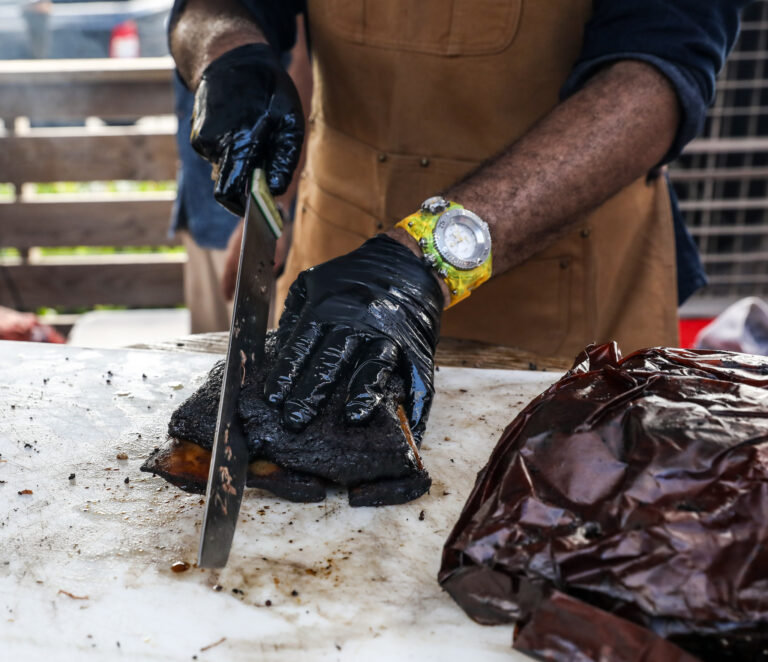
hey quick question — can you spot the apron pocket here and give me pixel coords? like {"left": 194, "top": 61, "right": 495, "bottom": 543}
{"left": 293, "top": 183, "right": 381, "bottom": 270}
{"left": 311, "top": 0, "right": 523, "bottom": 56}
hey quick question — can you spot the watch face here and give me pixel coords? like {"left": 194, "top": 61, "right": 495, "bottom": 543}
{"left": 434, "top": 208, "right": 491, "bottom": 270}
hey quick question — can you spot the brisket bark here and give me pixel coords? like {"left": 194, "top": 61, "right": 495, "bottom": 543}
{"left": 141, "top": 331, "right": 430, "bottom": 506}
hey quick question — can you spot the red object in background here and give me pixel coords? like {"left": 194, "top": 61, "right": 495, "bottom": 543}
{"left": 109, "top": 20, "right": 140, "bottom": 58}
{"left": 679, "top": 318, "right": 713, "bottom": 349}
{"left": 0, "top": 306, "right": 65, "bottom": 344}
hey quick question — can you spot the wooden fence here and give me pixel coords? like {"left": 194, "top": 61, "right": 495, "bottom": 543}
{"left": 0, "top": 57, "right": 182, "bottom": 327}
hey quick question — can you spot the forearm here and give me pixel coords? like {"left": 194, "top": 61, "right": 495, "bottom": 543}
{"left": 445, "top": 60, "right": 680, "bottom": 275}
{"left": 170, "top": 0, "right": 266, "bottom": 88}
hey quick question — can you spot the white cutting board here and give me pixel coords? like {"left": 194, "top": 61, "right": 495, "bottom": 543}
{"left": 0, "top": 341, "right": 559, "bottom": 662}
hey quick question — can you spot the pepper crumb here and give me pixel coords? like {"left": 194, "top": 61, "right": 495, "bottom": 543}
{"left": 265, "top": 600, "right": 272, "bottom": 607}
{"left": 18, "top": 489, "right": 33, "bottom": 495}
{"left": 291, "top": 590, "right": 299, "bottom": 597}
{"left": 212, "top": 584, "right": 223, "bottom": 592}
{"left": 68, "top": 473, "right": 76, "bottom": 480}
{"left": 418, "top": 510, "right": 425, "bottom": 521}
{"left": 124, "top": 477, "right": 130, "bottom": 484}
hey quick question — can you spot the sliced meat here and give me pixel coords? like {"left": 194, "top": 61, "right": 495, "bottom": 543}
{"left": 142, "top": 331, "right": 431, "bottom": 506}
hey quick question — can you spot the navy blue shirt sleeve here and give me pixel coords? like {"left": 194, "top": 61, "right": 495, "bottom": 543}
{"left": 169, "top": 0, "right": 304, "bottom": 53}
{"left": 561, "top": 0, "right": 750, "bottom": 164}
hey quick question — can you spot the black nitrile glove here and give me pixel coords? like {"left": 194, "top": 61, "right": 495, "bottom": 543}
{"left": 264, "top": 235, "right": 444, "bottom": 442}
{"left": 191, "top": 43, "right": 304, "bottom": 216}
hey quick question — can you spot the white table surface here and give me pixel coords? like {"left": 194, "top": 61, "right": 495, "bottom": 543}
{"left": 0, "top": 341, "right": 559, "bottom": 662}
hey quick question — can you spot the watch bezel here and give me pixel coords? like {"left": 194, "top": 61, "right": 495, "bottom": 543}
{"left": 433, "top": 208, "right": 491, "bottom": 270}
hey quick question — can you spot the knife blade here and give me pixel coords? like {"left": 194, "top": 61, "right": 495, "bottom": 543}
{"left": 198, "top": 169, "right": 282, "bottom": 568}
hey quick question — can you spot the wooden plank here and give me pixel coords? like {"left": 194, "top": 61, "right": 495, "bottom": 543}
{"left": 669, "top": 167, "right": 768, "bottom": 181}
{"left": 436, "top": 337, "right": 573, "bottom": 371}
{"left": 0, "top": 195, "right": 177, "bottom": 248}
{"left": 0, "top": 128, "right": 177, "bottom": 184}
{"left": 706, "top": 274, "right": 768, "bottom": 285}
{"left": 0, "top": 259, "right": 184, "bottom": 309}
{"left": 689, "top": 224, "right": 768, "bottom": 236}
{"left": 701, "top": 251, "right": 768, "bottom": 264}
{"left": 0, "top": 57, "right": 174, "bottom": 84}
{"left": 0, "top": 58, "right": 175, "bottom": 120}
{"left": 0, "top": 82, "right": 173, "bottom": 121}
{"left": 717, "top": 78, "right": 768, "bottom": 90}
{"left": 133, "top": 332, "right": 574, "bottom": 372}
{"left": 683, "top": 138, "right": 768, "bottom": 154}
{"left": 678, "top": 198, "right": 768, "bottom": 212}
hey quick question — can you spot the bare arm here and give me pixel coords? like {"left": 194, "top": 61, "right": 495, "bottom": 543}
{"left": 390, "top": 60, "right": 680, "bottom": 298}
{"left": 170, "top": 0, "right": 266, "bottom": 88}
{"left": 172, "top": 4, "right": 679, "bottom": 301}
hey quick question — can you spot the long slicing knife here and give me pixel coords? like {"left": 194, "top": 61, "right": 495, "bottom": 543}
{"left": 198, "top": 169, "right": 282, "bottom": 568}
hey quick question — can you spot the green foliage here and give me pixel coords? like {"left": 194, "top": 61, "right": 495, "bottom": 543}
{"left": 38, "top": 246, "right": 185, "bottom": 256}
{"left": 33, "top": 180, "right": 177, "bottom": 195}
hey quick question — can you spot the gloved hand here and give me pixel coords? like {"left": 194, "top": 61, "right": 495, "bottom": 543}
{"left": 190, "top": 43, "right": 304, "bottom": 216}
{"left": 264, "top": 235, "right": 444, "bottom": 442}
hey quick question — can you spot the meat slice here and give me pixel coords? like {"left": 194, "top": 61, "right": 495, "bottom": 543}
{"left": 141, "top": 439, "right": 328, "bottom": 502}
{"left": 141, "top": 332, "right": 431, "bottom": 506}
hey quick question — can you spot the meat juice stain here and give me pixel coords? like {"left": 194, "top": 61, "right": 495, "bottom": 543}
{"left": 171, "top": 561, "right": 190, "bottom": 573}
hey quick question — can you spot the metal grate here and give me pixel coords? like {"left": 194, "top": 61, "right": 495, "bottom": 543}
{"left": 670, "top": 1, "right": 768, "bottom": 316}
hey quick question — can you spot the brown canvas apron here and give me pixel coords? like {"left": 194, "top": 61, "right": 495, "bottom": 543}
{"left": 277, "top": 0, "right": 679, "bottom": 356}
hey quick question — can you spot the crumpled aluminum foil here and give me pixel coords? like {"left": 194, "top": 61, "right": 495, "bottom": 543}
{"left": 439, "top": 343, "right": 768, "bottom": 661}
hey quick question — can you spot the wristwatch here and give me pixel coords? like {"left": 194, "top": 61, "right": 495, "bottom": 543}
{"left": 396, "top": 196, "right": 492, "bottom": 308}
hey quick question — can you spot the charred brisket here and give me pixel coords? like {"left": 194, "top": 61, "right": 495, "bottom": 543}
{"left": 142, "top": 332, "right": 430, "bottom": 506}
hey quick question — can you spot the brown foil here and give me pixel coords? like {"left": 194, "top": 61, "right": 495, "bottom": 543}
{"left": 514, "top": 591, "right": 701, "bottom": 662}
{"left": 439, "top": 343, "right": 768, "bottom": 661}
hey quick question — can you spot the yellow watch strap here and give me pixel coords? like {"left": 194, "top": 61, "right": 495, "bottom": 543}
{"left": 396, "top": 201, "right": 492, "bottom": 308}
